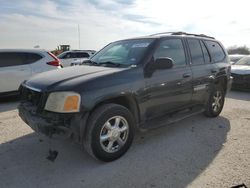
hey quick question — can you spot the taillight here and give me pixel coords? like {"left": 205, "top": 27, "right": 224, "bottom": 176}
{"left": 47, "top": 52, "right": 61, "bottom": 67}
{"left": 47, "top": 60, "right": 60, "bottom": 66}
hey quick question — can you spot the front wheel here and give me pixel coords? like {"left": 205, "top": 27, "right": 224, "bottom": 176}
{"left": 204, "top": 86, "right": 225, "bottom": 117}
{"left": 84, "top": 104, "right": 135, "bottom": 162}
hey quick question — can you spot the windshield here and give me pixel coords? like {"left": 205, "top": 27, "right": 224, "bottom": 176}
{"left": 234, "top": 56, "right": 250, "bottom": 65}
{"left": 91, "top": 38, "right": 154, "bottom": 66}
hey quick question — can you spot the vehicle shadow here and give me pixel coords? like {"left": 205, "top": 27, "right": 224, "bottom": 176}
{"left": 0, "top": 115, "right": 230, "bottom": 188}
{"left": 226, "top": 90, "right": 250, "bottom": 101}
{"left": 0, "top": 96, "right": 19, "bottom": 113}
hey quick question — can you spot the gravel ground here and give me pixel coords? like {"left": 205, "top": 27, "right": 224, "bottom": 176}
{"left": 0, "top": 91, "right": 249, "bottom": 188}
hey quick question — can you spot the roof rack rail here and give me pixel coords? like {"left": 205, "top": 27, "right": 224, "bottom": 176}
{"left": 150, "top": 31, "right": 215, "bottom": 39}
{"left": 172, "top": 32, "right": 215, "bottom": 39}
{"left": 149, "top": 32, "right": 173, "bottom": 36}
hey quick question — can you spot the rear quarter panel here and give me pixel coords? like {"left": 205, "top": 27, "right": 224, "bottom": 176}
{"left": 30, "top": 52, "right": 59, "bottom": 74}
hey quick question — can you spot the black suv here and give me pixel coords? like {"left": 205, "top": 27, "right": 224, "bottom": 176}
{"left": 18, "top": 32, "right": 232, "bottom": 162}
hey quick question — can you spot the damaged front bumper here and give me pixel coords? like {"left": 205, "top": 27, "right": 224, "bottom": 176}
{"left": 18, "top": 102, "right": 88, "bottom": 141}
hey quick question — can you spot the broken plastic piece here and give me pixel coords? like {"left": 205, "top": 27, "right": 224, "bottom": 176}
{"left": 46, "top": 149, "right": 58, "bottom": 162}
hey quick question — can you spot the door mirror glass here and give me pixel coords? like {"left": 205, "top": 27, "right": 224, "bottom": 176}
{"left": 153, "top": 58, "right": 173, "bottom": 69}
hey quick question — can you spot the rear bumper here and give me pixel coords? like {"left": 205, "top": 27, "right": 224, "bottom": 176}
{"left": 18, "top": 102, "right": 88, "bottom": 141}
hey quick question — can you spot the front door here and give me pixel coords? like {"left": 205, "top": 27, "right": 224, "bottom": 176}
{"left": 144, "top": 38, "right": 193, "bottom": 120}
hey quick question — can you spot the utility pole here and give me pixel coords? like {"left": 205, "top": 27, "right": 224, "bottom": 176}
{"left": 78, "top": 24, "right": 80, "bottom": 49}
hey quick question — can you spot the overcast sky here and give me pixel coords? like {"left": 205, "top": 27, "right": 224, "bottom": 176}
{"left": 0, "top": 0, "right": 249, "bottom": 51}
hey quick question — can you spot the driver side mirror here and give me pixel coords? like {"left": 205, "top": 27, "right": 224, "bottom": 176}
{"left": 144, "top": 57, "right": 174, "bottom": 78}
{"left": 153, "top": 57, "right": 173, "bottom": 70}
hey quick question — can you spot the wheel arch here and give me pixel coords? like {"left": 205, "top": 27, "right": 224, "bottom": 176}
{"left": 89, "top": 94, "right": 141, "bottom": 125}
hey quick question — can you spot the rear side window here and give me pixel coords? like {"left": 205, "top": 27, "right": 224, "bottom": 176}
{"left": 154, "top": 39, "right": 186, "bottom": 66}
{"left": 25, "top": 53, "right": 43, "bottom": 64}
{"left": 187, "top": 39, "right": 204, "bottom": 65}
{"left": 205, "top": 41, "right": 225, "bottom": 62}
{"left": 77, "top": 52, "right": 90, "bottom": 58}
{"left": 0, "top": 52, "right": 25, "bottom": 67}
{"left": 70, "top": 53, "right": 77, "bottom": 58}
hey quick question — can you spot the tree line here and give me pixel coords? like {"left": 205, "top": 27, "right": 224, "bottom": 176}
{"left": 227, "top": 45, "right": 250, "bottom": 55}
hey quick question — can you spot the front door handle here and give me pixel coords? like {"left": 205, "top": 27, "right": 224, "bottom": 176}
{"left": 183, "top": 73, "right": 191, "bottom": 78}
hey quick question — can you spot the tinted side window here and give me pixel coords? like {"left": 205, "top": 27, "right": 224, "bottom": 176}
{"left": 0, "top": 52, "right": 25, "bottom": 67}
{"left": 64, "top": 53, "right": 71, "bottom": 59}
{"left": 200, "top": 41, "right": 211, "bottom": 63}
{"left": 77, "top": 52, "right": 90, "bottom": 58}
{"left": 187, "top": 39, "right": 204, "bottom": 65}
{"left": 154, "top": 39, "right": 186, "bottom": 66}
{"left": 25, "top": 53, "right": 43, "bottom": 64}
{"left": 70, "top": 53, "right": 77, "bottom": 58}
{"left": 205, "top": 41, "right": 225, "bottom": 62}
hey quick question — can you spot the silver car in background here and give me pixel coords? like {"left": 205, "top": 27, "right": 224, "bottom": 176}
{"left": 57, "top": 50, "right": 96, "bottom": 67}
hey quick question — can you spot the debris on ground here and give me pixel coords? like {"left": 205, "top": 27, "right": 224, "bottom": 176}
{"left": 46, "top": 150, "right": 58, "bottom": 162}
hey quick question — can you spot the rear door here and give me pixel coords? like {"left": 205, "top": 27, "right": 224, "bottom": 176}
{"left": 186, "top": 38, "right": 215, "bottom": 104}
{"left": 0, "top": 52, "right": 32, "bottom": 93}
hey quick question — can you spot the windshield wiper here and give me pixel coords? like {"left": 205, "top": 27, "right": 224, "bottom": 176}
{"left": 98, "top": 61, "right": 123, "bottom": 67}
{"left": 83, "top": 60, "right": 125, "bottom": 67}
{"left": 81, "top": 59, "right": 98, "bottom": 65}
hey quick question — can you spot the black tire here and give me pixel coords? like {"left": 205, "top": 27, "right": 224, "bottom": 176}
{"left": 84, "top": 104, "right": 135, "bottom": 162}
{"left": 204, "top": 85, "right": 225, "bottom": 117}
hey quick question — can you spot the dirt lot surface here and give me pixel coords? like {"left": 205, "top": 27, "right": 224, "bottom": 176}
{"left": 0, "top": 91, "right": 249, "bottom": 188}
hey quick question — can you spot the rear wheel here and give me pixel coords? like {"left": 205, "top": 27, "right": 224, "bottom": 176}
{"left": 204, "top": 86, "right": 225, "bottom": 117}
{"left": 84, "top": 104, "right": 135, "bottom": 162}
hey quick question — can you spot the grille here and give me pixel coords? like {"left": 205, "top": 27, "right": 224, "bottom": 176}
{"left": 20, "top": 85, "right": 42, "bottom": 107}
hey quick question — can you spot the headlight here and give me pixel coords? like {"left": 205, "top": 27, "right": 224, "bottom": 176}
{"left": 45, "top": 92, "right": 81, "bottom": 113}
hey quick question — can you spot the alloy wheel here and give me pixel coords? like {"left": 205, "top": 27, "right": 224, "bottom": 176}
{"left": 212, "top": 91, "right": 222, "bottom": 112}
{"left": 99, "top": 116, "right": 129, "bottom": 153}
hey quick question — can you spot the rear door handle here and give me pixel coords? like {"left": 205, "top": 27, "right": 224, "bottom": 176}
{"left": 183, "top": 73, "right": 191, "bottom": 78}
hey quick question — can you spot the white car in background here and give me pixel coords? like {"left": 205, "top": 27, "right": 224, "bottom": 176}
{"left": 57, "top": 50, "right": 96, "bottom": 67}
{"left": 0, "top": 49, "right": 61, "bottom": 96}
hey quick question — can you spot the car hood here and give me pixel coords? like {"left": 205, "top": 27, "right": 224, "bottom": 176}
{"left": 231, "top": 65, "right": 250, "bottom": 75}
{"left": 24, "top": 65, "right": 124, "bottom": 92}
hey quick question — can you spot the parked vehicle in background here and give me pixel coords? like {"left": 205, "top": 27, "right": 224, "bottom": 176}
{"left": 231, "top": 55, "right": 250, "bottom": 90}
{"left": 0, "top": 49, "right": 61, "bottom": 96}
{"left": 229, "top": 54, "right": 246, "bottom": 64}
{"left": 51, "top": 44, "right": 70, "bottom": 56}
{"left": 19, "top": 32, "right": 232, "bottom": 162}
{"left": 57, "top": 50, "right": 96, "bottom": 67}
